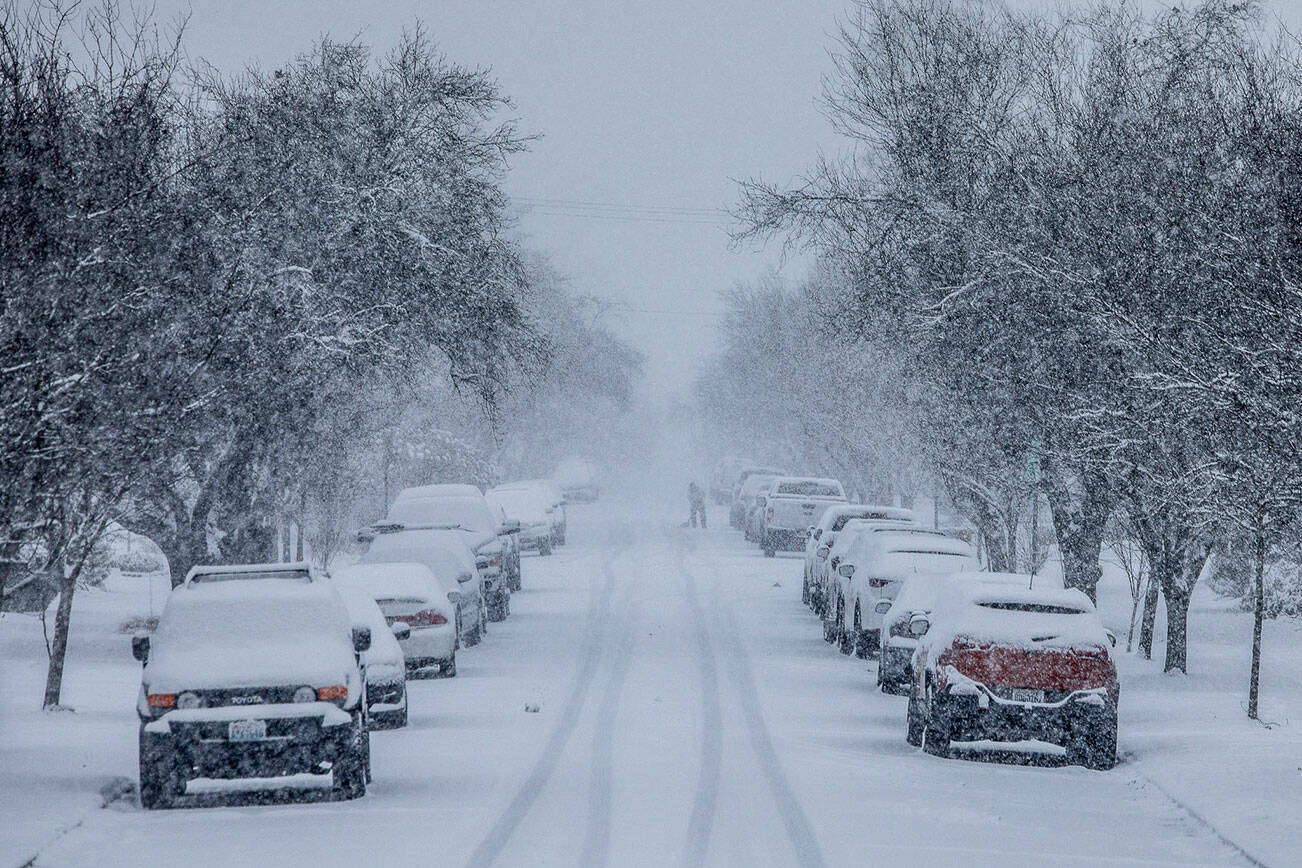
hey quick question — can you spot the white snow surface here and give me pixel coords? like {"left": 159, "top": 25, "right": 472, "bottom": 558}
{"left": 3, "top": 495, "right": 1301, "bottom": 867}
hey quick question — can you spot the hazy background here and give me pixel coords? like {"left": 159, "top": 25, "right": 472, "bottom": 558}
{"left": 150, "top": 0, "right": 1302, "bottom": 405}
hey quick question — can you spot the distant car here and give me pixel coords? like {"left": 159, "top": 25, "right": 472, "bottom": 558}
{"left": 357, "top": 527, "right": 487, "bottom": 647}
{"left": 488, "top": 485, "right": 555, "bottom": 556}
{"left": 386, "top": 485, "right": 519, "bottom": 618}
{"left": 817, "top": 518, "right": 929, "bottom": 622}
{"left": 803, "top": 505, "right": 917, "bottom": 613}
{"left": 337, "top": 586, "right": 409, "bottom": 730}
{"left": 758, "top": 477, "right": 847, "bottom": 556}
{"left": 554, "top": 457, "right": 600, "bottom": 503}
{"left": 908, "top": 582, "right": 1119, "bottom": 770}
{"left": 333, "top": 562, "right": 458, "bottom": 678}
{"left": 731, "top": 472, "right": 782, "bottom": 530}
{"left": 710, "top": 456, "right": 754, "bottom": 504}
{"left": 828, "top": 529, "right": 978, "bottom": 656}
{"left": 132, "top": 562, "right": 371, "bottom": 809}
{"left": 878, "top": 570, "right": 1062, "bottom": 695}
{"left": 500, "top": 480, "right": 567, "bottom": 546}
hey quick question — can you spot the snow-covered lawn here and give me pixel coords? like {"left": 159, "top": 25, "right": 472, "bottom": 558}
{"left": 2, "top": 501, "right": 1299, "bottom": 866}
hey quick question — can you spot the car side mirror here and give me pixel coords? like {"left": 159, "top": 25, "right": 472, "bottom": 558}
{"left": 501, "top": 519, "right": 521, "bottom": 534}
{"left": 131, "top": 634, "right": 150, "bottom": 664}
{"left": 456, "top": 571, "right": 475, "bottom": 584}
{"left": 874, "top": 601, "right": 893, "bottom": 615}
{"left": 447, "top": 590, "right": 462, "bottom": 604}
{"left": 1105, "top": 630, "right": 1117, "bottom": 648}
{"left": 390, "top": 622, "right": 411, "bottom": 641}
{"left": 352, "top": 626, "right": 372, "bottom": 653}
{"left": 908, "top": 614, "right": 930, "bottom": 637}
{"left": 838, "top": 563, "right": 855, "bottom": 579}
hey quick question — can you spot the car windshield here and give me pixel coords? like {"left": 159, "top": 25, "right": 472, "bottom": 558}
{"left": 977, "top": 602, "right": 1088, "bottom": 615}
{"left": 187, "top": 567, "right": 311, "bottom": 584}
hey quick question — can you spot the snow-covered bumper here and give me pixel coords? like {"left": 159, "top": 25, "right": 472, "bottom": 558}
{"left": 141, "top": 703, "right": 356, "bottom": 780}
{"left": 929, "top": 673, "right": 1118, "bottom": 746}
{"left": 398, "top": 623, "right": 456, "bottom": 669}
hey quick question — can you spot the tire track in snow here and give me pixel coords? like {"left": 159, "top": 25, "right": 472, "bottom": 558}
{"left": 1131, "top": 768, "right": 1270, "bottom": 867}
{"left": 464, "top": 538, "right": 626, "bottom": 868}
{"left": 578, "top": 557, "right": 637, "bottom": 868}
{"left": 675, "top": 535, "right": 723, "bottom": 868}
{"left": 713, "top": 572, "right": 827, "bottom": 868}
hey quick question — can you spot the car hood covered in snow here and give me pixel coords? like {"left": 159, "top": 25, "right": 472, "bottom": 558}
{"left": 143, "top": 579, "right": 358, "bottom": 693}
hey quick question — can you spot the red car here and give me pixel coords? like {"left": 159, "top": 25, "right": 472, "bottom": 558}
{"left": 907, "top": 583, "right": 1118, "bottom": 770}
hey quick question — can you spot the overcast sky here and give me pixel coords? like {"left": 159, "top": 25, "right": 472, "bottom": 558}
{"left": 151, "top": 0, "right": 1302, "bottom": 405}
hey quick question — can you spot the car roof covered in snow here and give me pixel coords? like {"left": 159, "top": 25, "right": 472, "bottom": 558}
{"left": 146, "top": 572, "right": 357, "bottom": 691}
{"left": 833, "top": 522, "right": 939, "bottom": 557}
{"left": 359, "top": 529, "right": 478, "bottom": 579}
{"left": 884, "top": 570, "right": 1062, "bottom": 628}
{"left": 926, "top": 582, "right": 1108, "bottom": 651}
{"left": 393, "top": 483, "right": 482, "bottom": 501}
{"left": 332, "top": 561, "right": 448, "bottom": 602}
{"left": 818, "top": 504, "right": 917, "bottom": 531}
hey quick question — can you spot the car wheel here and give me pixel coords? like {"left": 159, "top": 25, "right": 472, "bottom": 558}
{"left": 464, "top": 609, "right": 483, "bottom": 647}
{"left": 488, "top": 591, "right": 508, "bottom": 622}
{"left": 763, "top": 534, "right": 776, "bottom": 558}
{"left": 852, "top": 605, "right": 869, "bottom": 659}
{"left": 333, "top": 717, "right": 369, "bottom": 800}
{"left": 138, "top": 733, "right": 182, "bottom": 810}
{"left": 1071, "top": 715, "right": 1118, "bottom": 770}
{"left": 906, "top": 695, "right": 925, "bottom": 747}
{"left": 822, "top": 610, "right": 838, "bottom": 644}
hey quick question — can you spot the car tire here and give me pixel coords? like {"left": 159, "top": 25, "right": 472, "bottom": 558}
{"left": 822, "top": 611, "right": 838, "bottom": 644}
{"left": 852, "top": 605, "right": 869, "bottom": 659}
{"left": 333, "top": 717, "right": 369, "bottom": 800}
{"left": 464, "top": 608, "right": 483, "bottom": 647}
{"left": 138, "top": 733, "right": 182, "bottom": 810}
{"left": 906, "top": 695, "right": 925, "bottom": 747}
{"left": 836, "top": 598, "right": 853, "bottom": 655}
{"left": 371, "top": 693, "right": 408, "bottom": 730}
{"left": 1072, "top": 715, "right": 1118, "bottom": 771}
{"left": 763, "top": 534, "right": 776, "bottom": 558}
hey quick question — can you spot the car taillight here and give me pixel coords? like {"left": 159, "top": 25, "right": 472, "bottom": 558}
{"left": 317, "top": 685, "right": 348, "bottom": 700}
{"left": 868, "top": 577, "right": 890, "bottom": 588}
{"left": 147, "top": 693, "right": 176, "bottom": 708}
{"left": 408, "top": 609, "right": 447, "bottom": 627}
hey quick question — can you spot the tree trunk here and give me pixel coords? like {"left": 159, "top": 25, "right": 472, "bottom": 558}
{"left": 1248, "top": 524, "right": 1265, "bottom": 719}
{"left": 1042, "top": 467, "right": 1112, "bottom": 603}
{"left": 1138, "top": 567, "right": 1161, "bottom": 659}
{"left": 42, "top": 551, "right": 91, "bottom": 709}
{"left": 1126, "top": 579, "right": 1141, "bottom": 653}
{"left": 1162, "top": 585, "right": 1191, "bottom": 674}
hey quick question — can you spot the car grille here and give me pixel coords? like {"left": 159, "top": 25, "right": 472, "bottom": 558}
{"left": 191, "top": 686, "right": 300, "bottom": 708}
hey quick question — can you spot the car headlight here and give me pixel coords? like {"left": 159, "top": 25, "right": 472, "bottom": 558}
{"left": 176, "top": 691, "right": 202, "bottom": 710}
{"left": 292, "top": 686, "right": 317, "bottom": 703}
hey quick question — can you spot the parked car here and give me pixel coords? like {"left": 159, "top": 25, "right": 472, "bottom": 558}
{"left": 710, "top": 456, "right": 754, "bottom": 504}
{"left": 907, "top": 582, "right": 1119, "bottom": 770}
{"left": 357, "top": 526, "right": 488, "bottom": 647}
{"left": 501, "top": 480, "right": 567, "bottom": 546}
{"left": 816, "top": 518, "right": 929, "bottom": 619}
{"left": 731, "top": 472, "right": 782, "bottom": 530}
{"left": 333, "top": 561, "right": 458, "bottom": 678}
{"left": 488, "top": 485, "right": 556, "bottom": 556}
{"left": 554, "top": 457, "right": 600, "bottom": 503}
{"left": 386, "top": 485, "right": 519, "bottom": 615}
{"left": 757, "top": 476, "right": 847, "bottom": 556}
{"left": 828, "top": 529, "right": 978, "bottom": 656}
{"left": 878, "top": 570, "right": 1062, "bottom": 695}
{"left": 132, "top": 562, "right": 371, "bottom": 808}
{"left": 803, "top": 505, "right": 917, "bottom": 612}
{"left": 337, "top": 586, "right": 409, "bottom": 730}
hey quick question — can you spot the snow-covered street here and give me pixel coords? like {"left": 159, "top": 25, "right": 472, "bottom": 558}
{"left": 6, "top": 495, "right": 1296, "bottom": 867}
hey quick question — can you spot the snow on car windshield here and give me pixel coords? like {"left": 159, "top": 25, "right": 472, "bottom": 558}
{"left": 386, "top": 496, "right": 496, "bottom": 533}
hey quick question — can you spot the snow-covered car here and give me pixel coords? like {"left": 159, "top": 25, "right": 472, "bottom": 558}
{"left": 710, "top": 456, "right": 754, "bottom": 504}
{"left": 803, "top": 505, "right": 917, "bottom": 612}
{"left": 336, "top": 585, "right": 409, "bottom": 730}
{"left": 907, "top": 583, "right": 1119, "bottom": 770}
{"left": 357, "top": 526, "right": 488, "bottom": 647}
{"left": 497, "top": 480, "right": 567, "bottom": 547}
{"left": 731, "top": 471, "right": 782, "bottom": 530}
{"left": 553, "top": 457, "right": 600, "bottom": 503}
{"left": 817, "top": 518, "right": 929, "bottom": 620}
{"left": 878, "top": 570, "right": 1063, "bottom": 695}
{"left": 758, "top": 476, "right": 847, "bottom": 556}
{"left": 488, "top": 485, "right": 555, "bottom": 556}
{"left": 131, "top": 562, "right": 371, "bottom": 808}
{"left": 386, "top": 484, "right": 520, "bottom": 614}
{"left": 827, "top": 529, "right": 978, "bottom": 656}
{"left": 333, "top": 562, "right": 458, "bottom": 678}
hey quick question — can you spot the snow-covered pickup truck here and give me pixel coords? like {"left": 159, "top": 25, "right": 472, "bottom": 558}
{"left": 759, "top": 477, "right": 847, "bottom": 557}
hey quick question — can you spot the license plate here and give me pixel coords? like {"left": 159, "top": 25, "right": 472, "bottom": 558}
{"left": 1009, "top": 688, "right": 1045, "bottom": 704}
{"left": 228, "top": 719, "right": 267, "bottom": 742}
